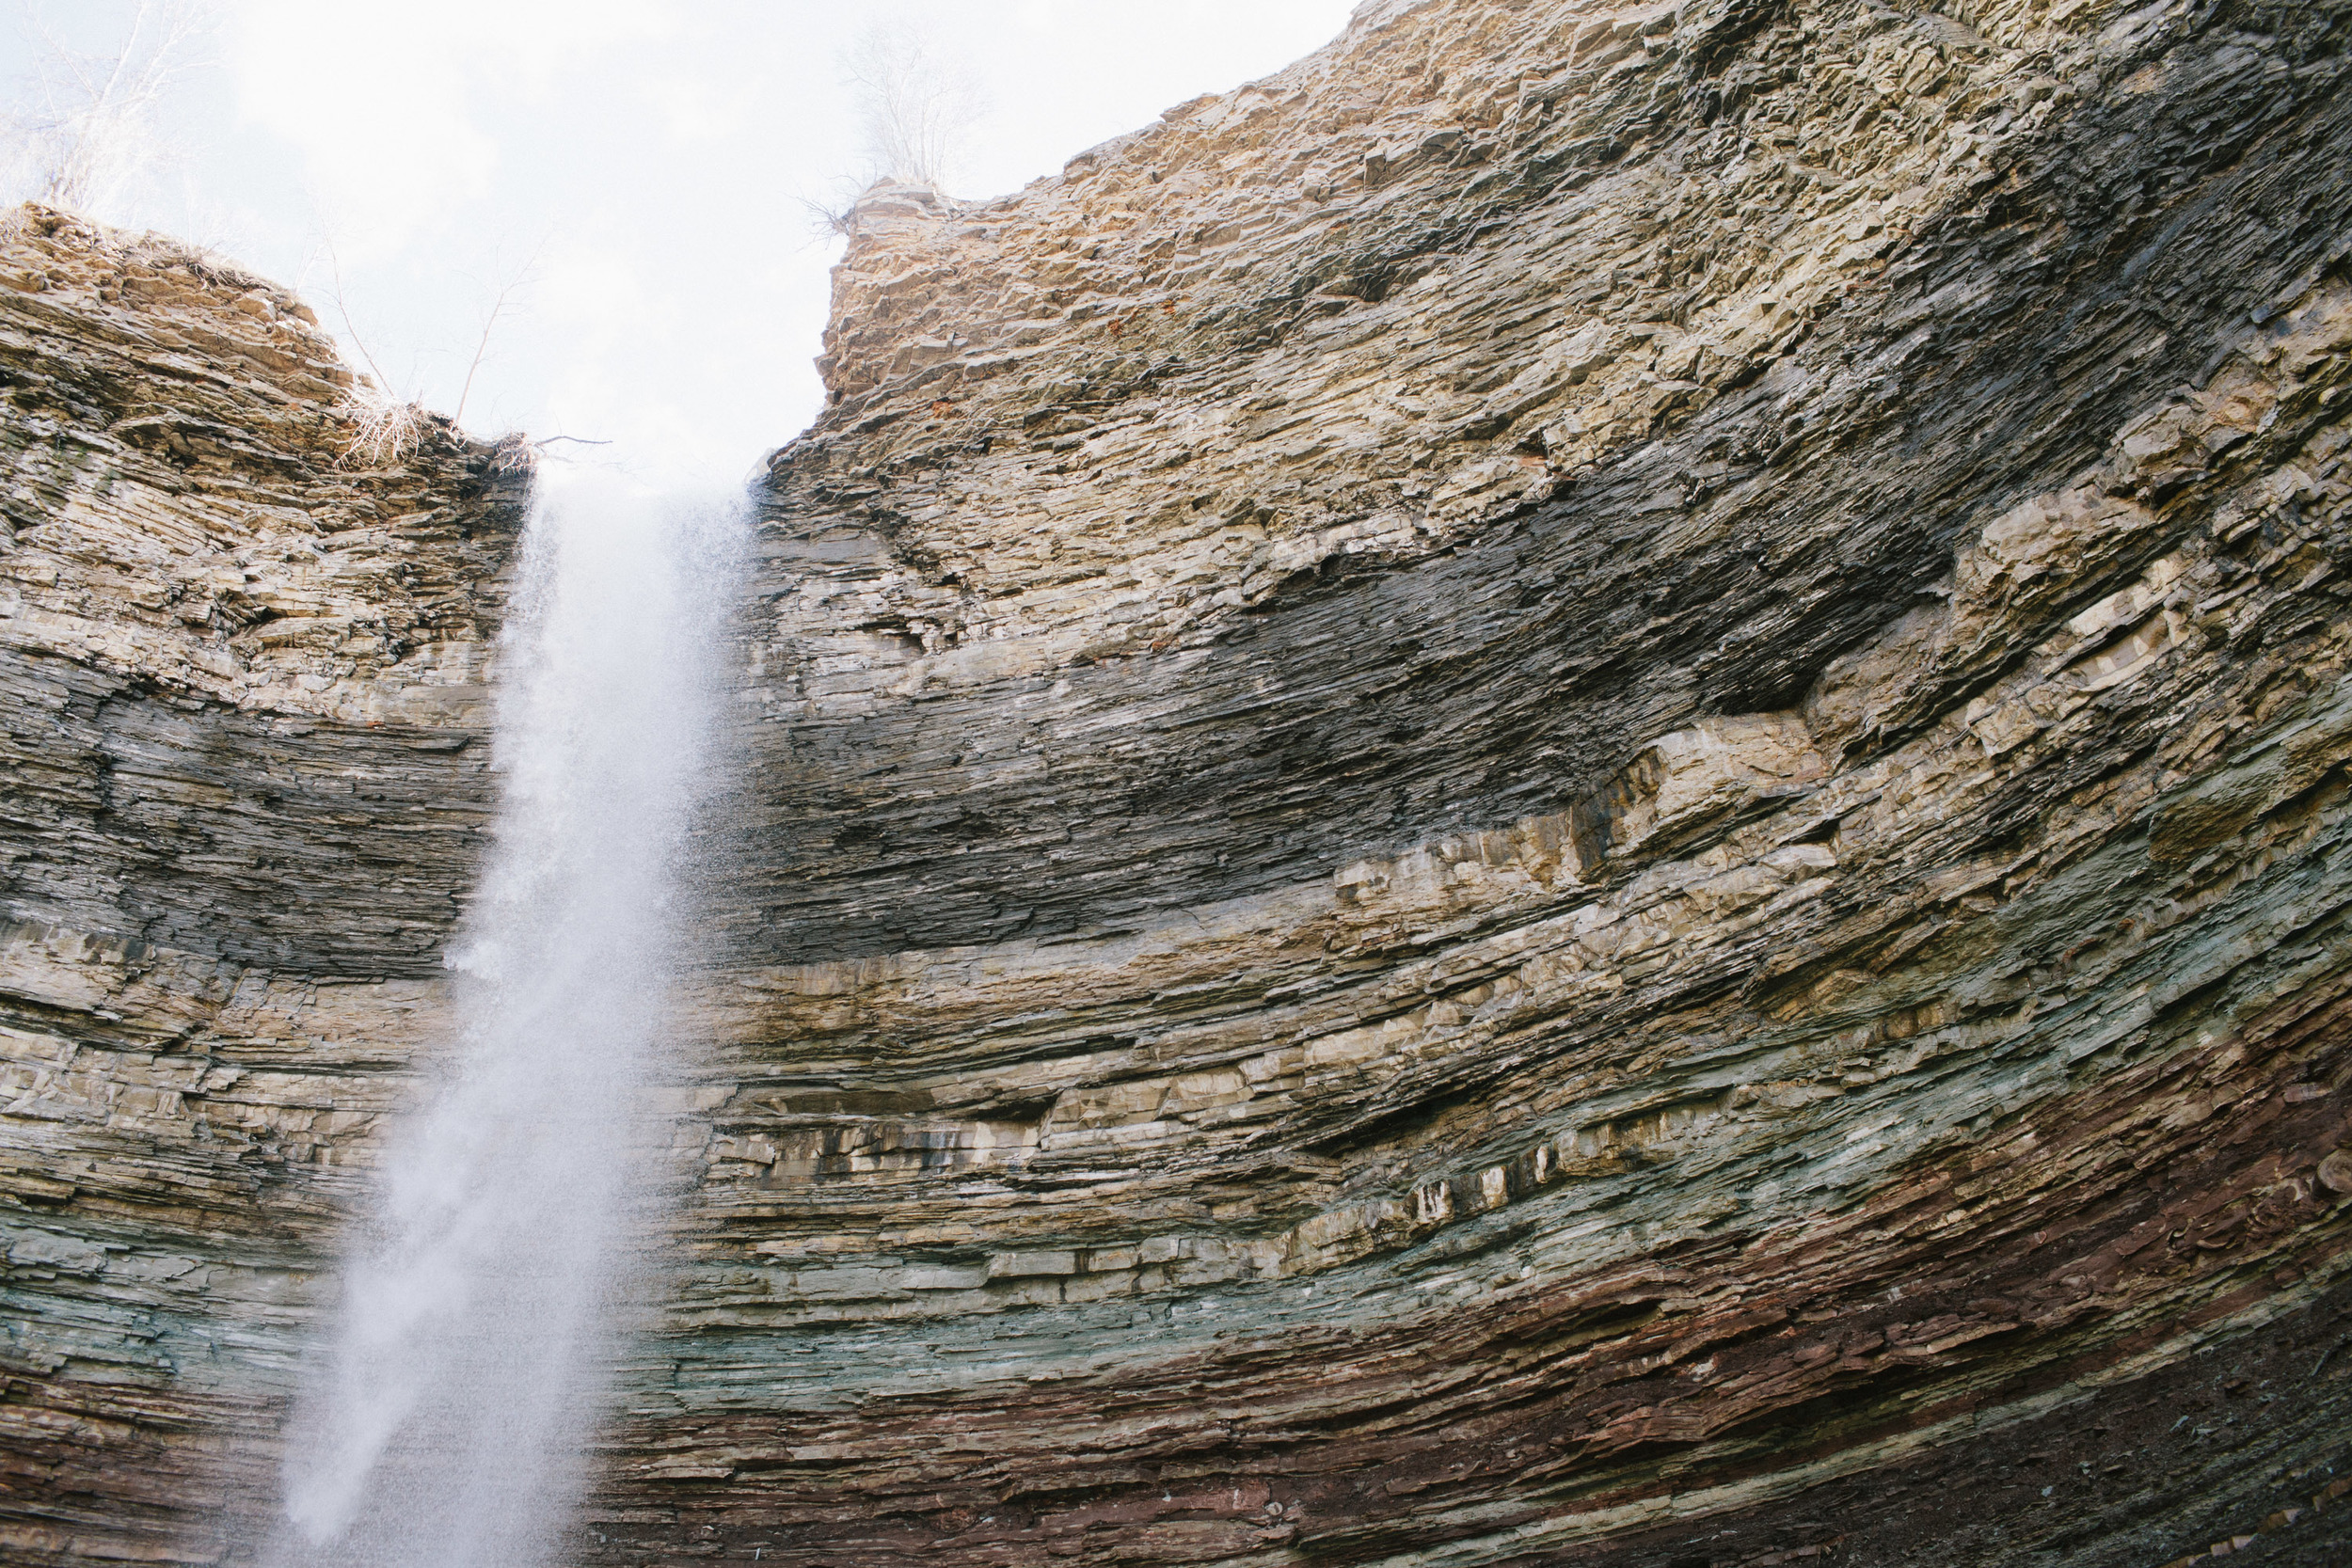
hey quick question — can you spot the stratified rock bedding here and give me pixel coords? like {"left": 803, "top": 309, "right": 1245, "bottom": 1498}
{"left": 0, "top": 208, "right": 527, "bottom": 1562}
{"left": 7, "top": 0, "right": 2352, "bottom": 1564}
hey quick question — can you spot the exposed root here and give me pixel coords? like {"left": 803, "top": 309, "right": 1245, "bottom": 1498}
{"left": 336, "top": 387, "right": 436, "bottom": 468}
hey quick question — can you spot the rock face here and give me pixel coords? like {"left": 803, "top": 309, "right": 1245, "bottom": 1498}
{"left": 8, "top": 0, "right": 2352, "bottom": 1562}
{"left": 0, "top": 207, "right": 528, "bottom": 1562}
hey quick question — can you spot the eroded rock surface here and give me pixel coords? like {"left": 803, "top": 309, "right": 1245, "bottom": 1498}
{"left": 657, "top": 0, "right": 2352, "bottom": 1561}
{"left": 7, "top": 0, "right": 2352, "bottom": 1563}
{"left": 0, "top": 207, "right": 528, "bottom": 1563}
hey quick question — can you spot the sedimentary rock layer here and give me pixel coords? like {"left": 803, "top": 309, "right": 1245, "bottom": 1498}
{"left": 631, "top": 0, "right": 2352, "bottom": 1562}
{"left": 4, "top": 0, "right": 2352, "bottom": 1564}
{"left": 0, "top": 208, "right": 527, "bottom": 1563}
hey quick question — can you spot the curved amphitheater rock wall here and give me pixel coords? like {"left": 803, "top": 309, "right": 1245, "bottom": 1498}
{"left": 8, "top": 0, "right": 2352, "bottom": 1564}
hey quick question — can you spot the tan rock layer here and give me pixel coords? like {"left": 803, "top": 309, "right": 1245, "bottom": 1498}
{"left": 731, "top": 0, "right": 2352, "bottom": 965}
{"left": 0, "top": 205, "right": 528, "bottom": 974}
{"left": 620, "top": 0, "right": 2352, "bottom": 1561}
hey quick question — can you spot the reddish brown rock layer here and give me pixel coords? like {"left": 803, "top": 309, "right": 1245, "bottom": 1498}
{"left": 582, "top": 969, "right": 2352, "bottom": 1567}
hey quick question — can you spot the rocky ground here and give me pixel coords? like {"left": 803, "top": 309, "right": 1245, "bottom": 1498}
{"left": 6, "top": 0, "right": 2352, "bottom": 1563}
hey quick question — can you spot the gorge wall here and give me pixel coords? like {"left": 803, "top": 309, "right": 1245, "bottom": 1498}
{"left": 0, "top": 209, "right": 529, "bottom": 1559}
{"left": 8, "top": 0, "right": 2352, "bottom": 1564}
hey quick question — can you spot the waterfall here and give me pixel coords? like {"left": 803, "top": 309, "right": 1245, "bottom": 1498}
{"left": 274, "top": 474, "right": 744, "bottom": 1567}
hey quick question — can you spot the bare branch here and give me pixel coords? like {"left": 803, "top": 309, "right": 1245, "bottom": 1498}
{"left": 452, "top": 239, "right": 546, "bottom": 430}
{"left": 791, "top": 188, "right": 861, "bottom": 241}
{"left": 4, "top": 0, "right": 215, "bottom": 215}
{"left": 338, "top": 393, "right": 432, "bottom": 469}
{"left": 310, "top": 222, "right": 436, "bottom": 468}
{"left": 841, "top": 22, "right": 985, "bottom": 192}
{"left": 317, "top": 230, "right": 393, "bottom": 394}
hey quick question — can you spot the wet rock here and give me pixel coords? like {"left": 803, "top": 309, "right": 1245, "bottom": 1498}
{"left": 0, "top": 204, "right": 527, "bottom": 1564}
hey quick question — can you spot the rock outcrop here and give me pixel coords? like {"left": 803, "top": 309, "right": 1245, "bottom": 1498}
{"left": 8, "top": 0, "right": 2352, "bottom": 1563}
{"left": 0, "top": 207, "right": 529, "bottom": 1562}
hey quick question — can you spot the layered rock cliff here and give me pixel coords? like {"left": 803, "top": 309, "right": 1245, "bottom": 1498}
{"left": 0, "top": 207, "right": 530, "bottom": 1561}
{"left": 8, "top": 0, "right": 2352, "bottom": 1563}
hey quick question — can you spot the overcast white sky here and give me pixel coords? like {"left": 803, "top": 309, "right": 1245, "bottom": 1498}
{"left": 1, "top": 1, "right": 1358, "bottom": 483}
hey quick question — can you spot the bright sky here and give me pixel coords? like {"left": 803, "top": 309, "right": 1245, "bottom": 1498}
{"left": 1, "top": 0, "right": 1358, "bottom": 483}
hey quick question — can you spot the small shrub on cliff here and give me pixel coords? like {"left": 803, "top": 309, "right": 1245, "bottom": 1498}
{"left": 0, "top": 1, "right": 210, "bottom": 219}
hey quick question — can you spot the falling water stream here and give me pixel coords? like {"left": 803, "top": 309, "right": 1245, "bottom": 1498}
{"left": 275, "top": 474, "right": 745, "bottom": 1567}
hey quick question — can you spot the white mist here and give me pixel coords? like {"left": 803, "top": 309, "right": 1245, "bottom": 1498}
{"left": 276, "top": 474, "right": 744, "bottom": 1567}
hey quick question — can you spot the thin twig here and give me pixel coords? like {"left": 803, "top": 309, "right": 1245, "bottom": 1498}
{"left": 319, "top": 232, "right": 392, "bottom": 393}
{"left": 451, "top": 238, "right": 547, "bottom": 428}
{"left": 452, "top": 303, "right": 500, "bottom": 428}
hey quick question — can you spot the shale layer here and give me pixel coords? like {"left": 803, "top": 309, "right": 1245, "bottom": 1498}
{"left": 0, "top": 207, "right": 528, "bottom": 1563}
{"left": 7, "top": 0, "right": 2352, "bottom": 1563}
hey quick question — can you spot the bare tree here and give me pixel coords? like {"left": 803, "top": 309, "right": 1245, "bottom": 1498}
{"left": 306, "top": 225, "right": 433, "bottom": 466}
{"left": 788, "top": 21, "right": 986, "bottom": 242}
{"left": 310, "top": 219, "right": 546, "bottom": 459}
{"left": 2, "top": 1, "right": 211, "bottom": 216}
{"left": 316, "top": 230, "right": 397, "bottom": 395}
{"left": 452, "top": 241, "right": 544, "bottom": 429}
{"left": 842, "top": 21, "right": 985, "bottom": 191}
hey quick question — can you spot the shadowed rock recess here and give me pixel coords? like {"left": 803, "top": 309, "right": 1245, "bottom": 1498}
{"left": 6, "top": 0, "right": 2352, "bottom": 1561}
